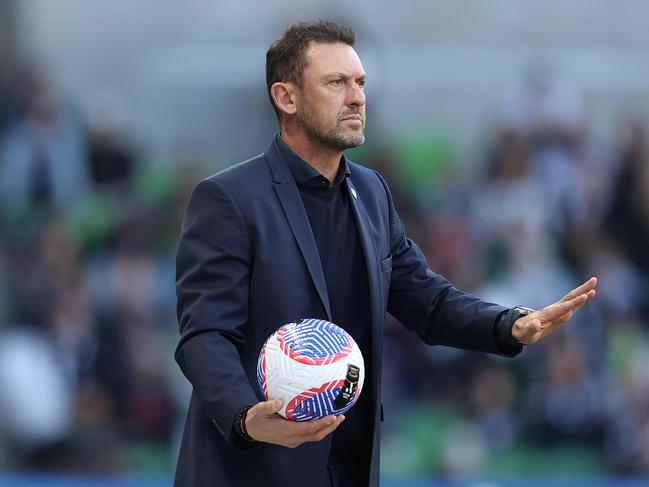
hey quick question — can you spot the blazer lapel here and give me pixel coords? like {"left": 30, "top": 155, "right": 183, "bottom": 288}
{"left": 265, "top": 143, "right": 333, "bottom": 321}
{"left": 344, "top": 177, "right": 383, "bottom": 359}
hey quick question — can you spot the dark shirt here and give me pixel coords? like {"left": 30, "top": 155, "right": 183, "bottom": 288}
{"left": 277, "top": 134, "right": 373, "bottom": 469}
{"left": 275, "top": 134, "right": 521, "bottom": 351}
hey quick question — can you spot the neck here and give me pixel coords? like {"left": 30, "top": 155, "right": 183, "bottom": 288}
{"left": 279, "top": 124, "right": 343, "bottom": 183}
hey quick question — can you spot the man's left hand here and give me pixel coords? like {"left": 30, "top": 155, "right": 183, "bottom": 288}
{"left": 512, "top": 277, "right": 598, "bottom": 345}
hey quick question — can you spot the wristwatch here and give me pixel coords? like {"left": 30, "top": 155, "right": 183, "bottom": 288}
{"left": 510, "top": 306, "right": 535, "bottom": 343}
{"left": 234, "top": 406, "right": 256, "bottom": 443}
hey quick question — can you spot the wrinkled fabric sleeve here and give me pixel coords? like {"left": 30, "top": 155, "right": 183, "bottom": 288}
{"left": 175, "top": 178, "right": 260, "bottom": 449}
{"left": 376, "top": 172, "right": 521, "bottom": 357}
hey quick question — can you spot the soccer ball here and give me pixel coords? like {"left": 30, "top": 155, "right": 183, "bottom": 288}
{"left": 256, "top": 318, "right": 365, "bottom": 421}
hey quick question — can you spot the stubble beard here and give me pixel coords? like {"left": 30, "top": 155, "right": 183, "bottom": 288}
{"left": 298, "top": 108, "right": 365, "bottom": 151}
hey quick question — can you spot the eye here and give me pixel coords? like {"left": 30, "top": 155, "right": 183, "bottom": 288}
{"left": 357, "top": 79, "right": 366, "bottom": 88}
{"left": 329, "top": 79, "right": 344, "bottom": 86}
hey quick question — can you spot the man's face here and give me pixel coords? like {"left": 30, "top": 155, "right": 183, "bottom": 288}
{"left": 295, "top": 42, "right": 366, "bottom": 150}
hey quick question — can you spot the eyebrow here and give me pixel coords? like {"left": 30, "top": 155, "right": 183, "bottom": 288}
{"left": 323, "top": 72, "right": 367, "bottom": 82}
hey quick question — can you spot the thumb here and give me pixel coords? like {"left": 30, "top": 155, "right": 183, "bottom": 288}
{"left": 264, "top": 399, "right": 283, "bottom": 414}
{"left": 530, "top": 317, "right": 542, "bottom": 333}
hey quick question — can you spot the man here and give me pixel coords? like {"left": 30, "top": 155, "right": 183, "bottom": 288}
{"left": 174, "top": 21, "right": 597, "bottom": 487}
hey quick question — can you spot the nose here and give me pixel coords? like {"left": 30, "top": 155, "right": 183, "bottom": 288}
{"left": 347, "top": 81, "right": 365, "bottom": 108}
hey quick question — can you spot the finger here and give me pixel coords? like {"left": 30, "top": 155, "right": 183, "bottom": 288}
{"left": 288, "top": 414, "right": 339, "bottom": 437}
{"left": 564, "top": 289, "right": 597, "bottom": 317}
{"left": 260, "top": 399, "right": 283, "bottom": 415}
{"left": 302, "top": 415, "right": 346, "bottom": 442}
{"left": 556, "top": 289, "right": 597, "bottom": 320}
{"left": 541, "top": 293, "right": 589, "bottom": 320}
{"left": 305, "top": 415, "right": 340, "bottom": 435}
{"left": 519, "top": 317, "right": 543, "bottom": 340}
{"left": 560, "top": 277, "right": 598, "bottom": 303}
{"left": 530, "top": 317, "right": 543, "bottom": 332}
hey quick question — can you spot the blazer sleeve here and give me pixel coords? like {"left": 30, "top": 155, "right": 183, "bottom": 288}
{"left": 376, "top": 173, "right": 521, "bottom": 356}
{"left": 175, "top": 177, "right": 259, "bottom": 448}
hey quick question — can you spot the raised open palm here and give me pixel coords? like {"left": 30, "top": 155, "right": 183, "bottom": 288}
{"left": 512, "top": 277, "right": 598, "bottom": 345}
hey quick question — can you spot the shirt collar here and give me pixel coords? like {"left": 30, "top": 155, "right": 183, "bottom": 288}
{"left": 276, "top": 133, "right": 351, "bottom": 189}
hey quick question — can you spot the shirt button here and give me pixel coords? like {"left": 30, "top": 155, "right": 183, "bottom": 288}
{"left": 321, "top": 179, "right": 328, "bottom": 188}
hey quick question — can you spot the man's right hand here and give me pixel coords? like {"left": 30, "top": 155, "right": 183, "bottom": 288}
{"left": 244, "top": 399, "right": 345, "bottom": 448}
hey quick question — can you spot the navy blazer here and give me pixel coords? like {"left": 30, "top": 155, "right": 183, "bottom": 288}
{"left": 174, "top": 139, "right": 513, "bottom": 487}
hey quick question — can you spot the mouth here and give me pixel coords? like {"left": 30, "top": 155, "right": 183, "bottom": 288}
{"left": 340, "top": 115, "right": 363, "bottom": 123}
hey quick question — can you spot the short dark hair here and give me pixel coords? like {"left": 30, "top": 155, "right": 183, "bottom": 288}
{"left": 266, "top": 20, "right": 355, "bottom": 118}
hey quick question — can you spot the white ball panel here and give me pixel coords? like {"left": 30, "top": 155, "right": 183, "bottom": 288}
{"left": 260, "top": 320, "right": 365, "bottom": 420}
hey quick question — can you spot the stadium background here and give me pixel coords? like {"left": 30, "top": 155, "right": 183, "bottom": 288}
{"left": 1, "top": 1, "right": 649, "bottom": 486}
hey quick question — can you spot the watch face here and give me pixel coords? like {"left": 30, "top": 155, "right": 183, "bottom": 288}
{"left": 516, "top": 306, "right": 535, "bottom": 316}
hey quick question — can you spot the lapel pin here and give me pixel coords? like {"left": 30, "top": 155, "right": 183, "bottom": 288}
{"left": 351, "top": 187, "right": 358, "bottom": 199}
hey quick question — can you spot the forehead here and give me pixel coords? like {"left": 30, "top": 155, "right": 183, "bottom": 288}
{"left": 303, "top": 42, "right": 365, "bottom": 78}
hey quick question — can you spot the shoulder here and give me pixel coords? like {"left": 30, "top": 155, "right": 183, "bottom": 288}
{"left": 207, "top": 152, "right": 270, "bottom": 188}
{"left": 189, "top": 152, "right": 271, "bottom": 201}
{"left": 347, "top": 159, "right": 390, "bottom": 197}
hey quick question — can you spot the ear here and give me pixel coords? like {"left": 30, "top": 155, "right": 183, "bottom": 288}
{"left": 270, "top": 82, "right": 297, "bottom": 116}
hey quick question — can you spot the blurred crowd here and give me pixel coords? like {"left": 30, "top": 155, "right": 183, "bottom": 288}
{"left": 379, "top": 70, "right": 649, "bottom": 478}
{"left": 1, "top": 60, "right": 649, "bottom": 479}
{"left": 0, "top": 62, "right": 202, "bottom": 473}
